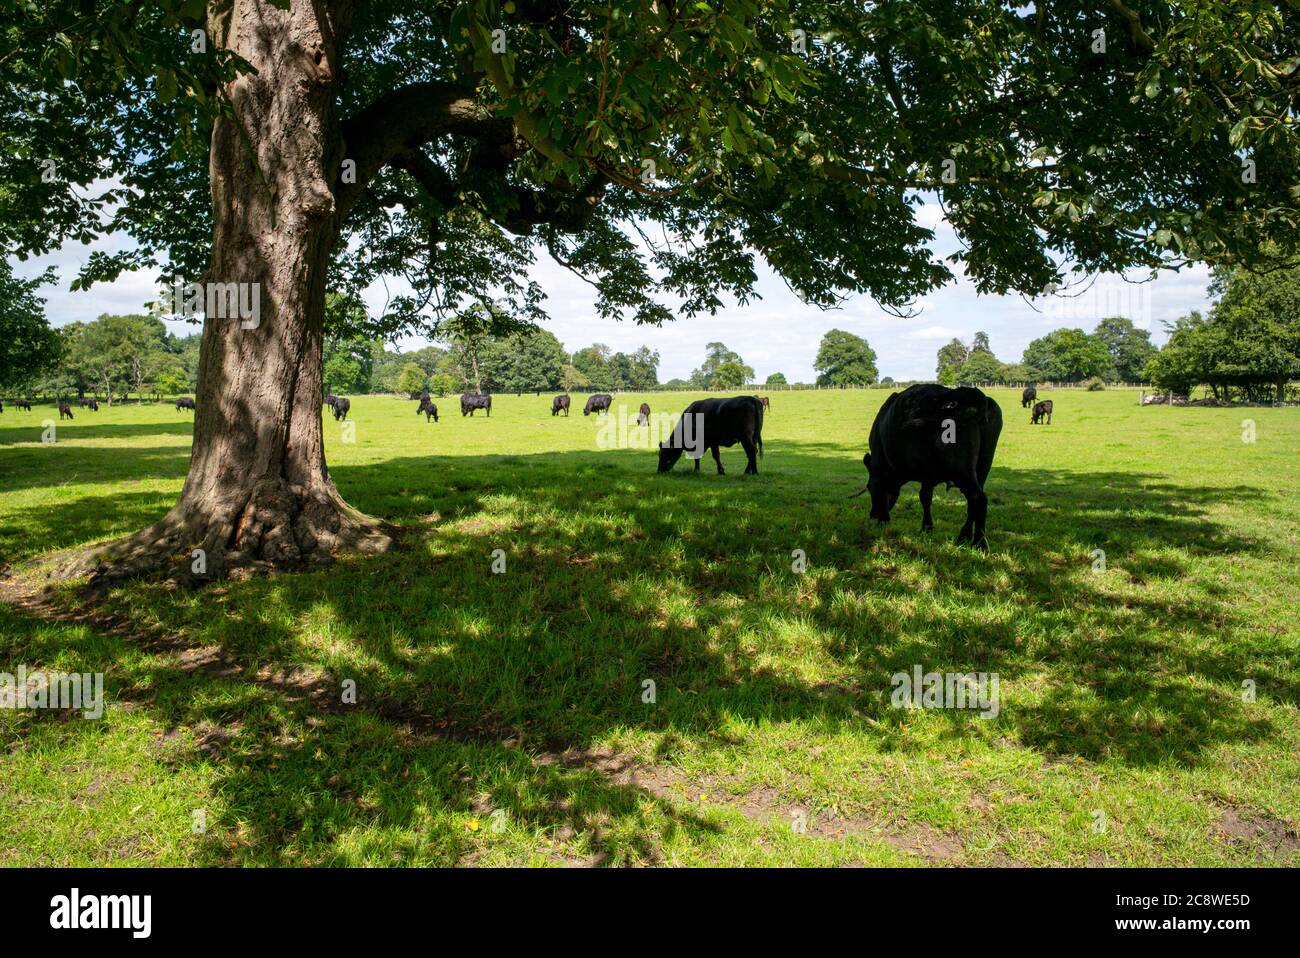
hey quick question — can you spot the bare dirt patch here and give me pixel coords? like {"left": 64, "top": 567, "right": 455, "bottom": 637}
{"left": 1213, "top": 806, "right": 1300, "bottom": 859}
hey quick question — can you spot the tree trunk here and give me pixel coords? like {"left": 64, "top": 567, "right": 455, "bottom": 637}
{"left": 60, "top": 0, "right": 393, "bottom": 583}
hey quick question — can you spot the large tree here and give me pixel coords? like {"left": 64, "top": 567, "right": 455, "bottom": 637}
{"left": 1022, "top": 327, "right": 1113, "bottom": 382}
{"left": 691, "top": 342, "right": 754, "bottom": 388}
{"left": 1094, "top": 316, "right": 1157, "bottom": 382}
{"left": 814, "top": 328, "right": 878, "bottom": 385}
{"left": 936, "top": 338, "right": 969, "bottom": 380}
{"left": 4, "top": 0, "right": 1299, "bottom": 579}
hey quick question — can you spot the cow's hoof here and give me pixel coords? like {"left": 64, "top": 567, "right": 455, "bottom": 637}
{"left": 921, "top": 524, "right": 934, "bottom": 534}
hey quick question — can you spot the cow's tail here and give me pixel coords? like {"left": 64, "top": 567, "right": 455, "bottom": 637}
{"left": 755, "top": 397, "right": 764, "bottom": 456}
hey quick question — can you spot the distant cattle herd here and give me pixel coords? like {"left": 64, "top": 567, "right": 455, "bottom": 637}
{"left": 6, "top": 383, "right": 1072, "bottom": 548}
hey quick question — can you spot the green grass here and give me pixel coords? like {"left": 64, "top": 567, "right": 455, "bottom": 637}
{"left": 1, "top": 388, "right": 1298, "bottom": 866}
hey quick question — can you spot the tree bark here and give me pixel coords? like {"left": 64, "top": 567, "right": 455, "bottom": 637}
{"left": 59, "top": 0, "right": 393, "bottom": 583}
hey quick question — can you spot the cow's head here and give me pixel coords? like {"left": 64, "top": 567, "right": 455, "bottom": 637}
{"left": 658, "top": 441, "right": 685, "bottom": 472}
{"left": 863, "top": 451, "right": 899, "bottom": 523}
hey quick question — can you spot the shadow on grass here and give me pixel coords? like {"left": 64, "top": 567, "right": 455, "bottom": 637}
{"left": 2, "top": 438, "right": 1293, "bottom": 864}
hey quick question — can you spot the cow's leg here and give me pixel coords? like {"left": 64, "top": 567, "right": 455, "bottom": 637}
{"left": 955, "top": 484, "right": 989, "bottom": 550}
{"left": 711, "top": 445, "right": 725, "bottom": 474}
{"left": 919, "top": 483, "right": 935, "bottom": 532}
{"left": 693, "top": 454, "right": 700, "bottom": 472}
{"left": 741, "top": 437, "right": 758, "bottom": 474}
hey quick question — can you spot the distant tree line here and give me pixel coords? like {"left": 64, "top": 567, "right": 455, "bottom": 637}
{"left": 936, "top": 319, "right": 1156, "bottom": 387}
{"left": 1145, "top": 265, "right": 1300, "bottom": 402}
{"left": 21, "top": 313, "right": 200, "bottom": 402}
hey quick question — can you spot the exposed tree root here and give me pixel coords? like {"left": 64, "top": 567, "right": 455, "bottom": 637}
{"left": 49, "top": 479, "right": 397, "bottom": 587}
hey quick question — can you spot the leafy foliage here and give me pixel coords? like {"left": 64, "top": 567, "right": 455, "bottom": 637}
{"left": 956, "top": 350, "right": 1002, "bottom": 385}
{"left": 1146, "top": 265, "right": 1300, "bottom": 400}
{"left": 0, "top": 257, "right": 59, "bottom": 391}
{"left": 1022, "top": 327, "right": 1113, "bottom": 382}
{"left": 814, "top": 328, "right": 878, "bottom": 385}
{"left": 6, "top": 0, "right": 1299, "bottom": 351}
{"left": 1095, "top": 316, "right": 1157, "bottom": 382}
{"left": 690, "top": 342, "right": 753, "bottom": 388}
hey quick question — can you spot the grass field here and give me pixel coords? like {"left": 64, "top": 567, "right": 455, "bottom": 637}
{"left": 1, "top": 387, "right": 1298, "bottom": 866}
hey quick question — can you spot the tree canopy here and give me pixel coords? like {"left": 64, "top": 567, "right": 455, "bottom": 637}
{"left": 690, "top": 342, "right": 753, "bottom": 388}
{"left": 6, "top": 0, "right": 1299, "bottom": 338}
{"left": 814, "top": 328, "right": 878, "bottom": 385}
{"left": 1022, "top": 327, "right": 1114, "bottom": 382}
{"left": 1094, "top": 316, "right": 1157, "bottom": 382}
{"left": 1146, "top": 265, "right": 1300, "bottom": 400}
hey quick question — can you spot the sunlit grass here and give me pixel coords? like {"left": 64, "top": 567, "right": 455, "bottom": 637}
{"left": 1, "top": 388, "right": 1298, "bottom": 865}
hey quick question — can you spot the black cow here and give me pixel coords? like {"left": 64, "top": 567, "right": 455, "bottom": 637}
{"left": 583, "top": 393, "right": 613, "bottom": 416}
{"left": 551, "top": 394, "right": 570, "bottom": 417}
{"left": 411, "top": 390, "right": 430, "bottom": 402}
{"left": 417, "top": 397, "right": 439, "bottom": 422}
{"left": 0, "top": 399, "right": 4, "bottom": 414}
{"left": 861, "top": 384, "right": 1002, "bottom": 549}
{"left": 1021, "top": 385, "right": 1037, "bottom": 408}
{"left": 461, "top": 393, "right": 492, "bottom": 417}
{"left": 58, "top": 402, "right": 74, "bottom": 420}
{"left": 176, "top": 397, "right": 196, "bottom": 412}
{"left": 658, "top": 395, "right": 764, "bottom": 475}
{"left": 78, "top": 397, "right": 99, "bottom": 411}
{"left": 330, "top": 396, "right": 351, "bottom": 421}
{"left": 13, "top": 399, "right": 31, "bottom": 411}
{"left": 637, "top": 402, "right": 651, "bottom": 426}
{"left": 1031, "top": 399, "right": 1053, "bottom": 425}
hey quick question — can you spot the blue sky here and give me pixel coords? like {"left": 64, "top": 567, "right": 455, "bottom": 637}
{"left": 13, "top": 199, "right": 1215, "bottom": 382}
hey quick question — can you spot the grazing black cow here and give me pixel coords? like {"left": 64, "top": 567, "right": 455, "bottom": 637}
{"left": 860, "top": 384, "right": 1002, "bottom": 549}
{"left": 58, "top": 402, "right": 74, "bottom": 420}
{"left": 0, "top": 399, "right": 4, "bottom": 413}
{"left": 584, "top": 393, "right": 613, "bottom": 416}
{"left": 417, "top": 397, "right": 439, "bottom": 422}
{"left": 551, "top": 394, "right": 570, "bottom": 417}
{"left": 460, "top": 393, "right": 492, "bottom": 417}
{"left": 658, "top": 395, "right": 764, "bottom": 475}
{"left": 637, "top": 402, "right": 651, "bottom": 426}
{"left": 1030, "top": 399, "right": 1053, "bottom": 425}
{"left": 411, "top": 390, "right": 430, "bottom": 402}
{"left": 175, "top": 397, "right": 196, "bottom": 412}
{"left": 759, "top": 396, "right": 770, "bottom": 409}
{"left": 78, "top": 398, "right": 99, "bottom": 411}
{"left": 1021, "top": 385, "right": 1037, "bottom": 408}
{"left": 14, "top": 399, "right": 31, "bottom": 411}
{"left": 330, "top": 396, "right": 351, "bottom": 421}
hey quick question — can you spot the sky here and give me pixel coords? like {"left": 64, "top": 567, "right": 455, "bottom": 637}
{"left": 13, "top": 200, "right": 1216, "bottom": 383}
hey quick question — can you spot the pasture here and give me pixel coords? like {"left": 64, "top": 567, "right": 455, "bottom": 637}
{"left": 1, "top": 388, "right": 1298, "bottom": 866}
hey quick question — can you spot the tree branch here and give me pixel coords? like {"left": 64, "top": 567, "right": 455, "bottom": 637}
{"left": 336, "top": 81, "right": 517, "bottom": 216}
